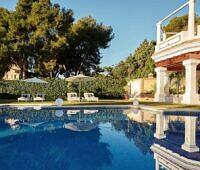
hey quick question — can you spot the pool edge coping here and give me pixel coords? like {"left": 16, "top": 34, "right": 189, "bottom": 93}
{"left": 1, "top": 104, "right": 200, "bottom": 113}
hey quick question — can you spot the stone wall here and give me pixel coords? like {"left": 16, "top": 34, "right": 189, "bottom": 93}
{"left": 128, "top": 78, "right": 156, "bottom": 97}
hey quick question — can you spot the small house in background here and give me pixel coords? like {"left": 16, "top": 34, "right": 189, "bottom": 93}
{"left": 127, "top": 73, "right": 156, "bottom": 99}
{"left": 3, "top": 65, "right": 21, "bottom": 80}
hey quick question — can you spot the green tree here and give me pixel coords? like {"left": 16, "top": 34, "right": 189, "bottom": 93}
{"left": 163, "top": 15, "right": 188, "bottom": 33}
{"left": 7, "top": 0, "right": 38, "bottom": 78}
{"left": 169, "top": 72, "right": 184, "bottom": 95}
{"left": 41, "top": 59, "right": 57, "bottom": 78}
{"left": 163, "top": 15, "right": 200, "bottom": 35}
{"left": 0, "top": 1, "right": 113, "bottom": 78}
{"left": 28, "top": 1, "right": 74, "bottom": 76}
{"left": 56, "top": 16, "right": 114, "bottom": 76}
{"left": 113, "top": 40, "right": 155, "bottom": 80}
{"left": 133, "top": 40, "right": 155, "bottom": 78}
{"left": 0, "top": 8, "right": 11, "bottom": 78}
{"left": 112, "top": 60, "right": 129, "bottom": 79}
{"left": 0, "top": 0, "right": 74, "bottom": 78}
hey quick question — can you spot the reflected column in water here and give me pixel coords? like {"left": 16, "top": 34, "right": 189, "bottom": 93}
{"left": 154, "top": 113, "right": 167, "bottom": 139}
{"left": 181, "top": 116, "right": 199, "bottom": 153}
{"left": 138, "top": 110, "right": 144, "bottom": 123}
{"left": 153, "top": 153, "right": 159, "bottom": 170}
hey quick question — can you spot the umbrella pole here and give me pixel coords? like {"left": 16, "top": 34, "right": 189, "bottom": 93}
{"left": 79, "top": 82, "right": 81, "bottom": 98}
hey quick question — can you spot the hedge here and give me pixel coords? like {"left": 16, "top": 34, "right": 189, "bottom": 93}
{"left": 0, "top": 78, "right": 68, "bottom": 100}
{"left": 0, "top": 76, "right": 126, "bottom": 100}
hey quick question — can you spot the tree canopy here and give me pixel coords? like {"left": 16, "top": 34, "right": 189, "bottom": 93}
{"left": 0, "top": 8, "right": 11, "bottom": 78}
{"left": 163, "top": 15, "right": 188, "bottom": 33}
{"left": 112, "top": 40, "right": 155, "bottom": 80}
{"left": 163, "top": 15, "right": 200, "bottom": 34}
{"left": 0, "top": 0, "right": 114, "bottom": 79}
{"left": 54, "top": 16, "right": 114, "bottom": 76}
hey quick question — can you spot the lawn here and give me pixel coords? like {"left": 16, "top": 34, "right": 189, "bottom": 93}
{"left": 1, "top": 99, "right": 200, "bottom": 110}
{"left": 0, "top": 99, "right": 133, "bottom": 106}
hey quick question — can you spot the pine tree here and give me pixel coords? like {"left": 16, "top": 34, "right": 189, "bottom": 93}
{"left": 113, "top": 39, "right": 155, "bottom": 80}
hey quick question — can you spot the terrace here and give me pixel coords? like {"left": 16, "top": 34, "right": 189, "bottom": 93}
{"left": 152, "top": 0, "right": 200, "bottom": 105}
{"left": 154, "top": 0, "right": 200, "bottom": 56}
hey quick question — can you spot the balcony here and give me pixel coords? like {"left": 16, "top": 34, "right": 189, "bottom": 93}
{"left": 153, "top": 0, "right": 200, "bottom": 63}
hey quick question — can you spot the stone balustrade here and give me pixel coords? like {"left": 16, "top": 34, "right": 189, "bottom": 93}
{"left": 156, "top": 31, "right": 189, "bottom": 52}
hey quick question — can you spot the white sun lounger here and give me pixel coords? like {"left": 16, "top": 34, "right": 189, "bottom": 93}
{"left": 33, "top": 93, "right": 45, "bottom": 102}
{"left": 17, "top": 94, "right": 31, "bottom": 102}
{"left": 67, "top": 93, "right": 80, "bottom": 102}
{"left": 84, "top": 93, "right": 98, "bottom": 102}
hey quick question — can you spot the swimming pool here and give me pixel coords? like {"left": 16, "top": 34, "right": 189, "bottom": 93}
{"left": 0, "top": 107, "right": 155, "bottom": 170}
{"left": 0, "top": 107, "right": 199, "bottom": 170}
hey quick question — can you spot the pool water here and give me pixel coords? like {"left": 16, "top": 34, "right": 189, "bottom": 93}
{"left": 0, "top": 107, "right": 155, "bottom": 170}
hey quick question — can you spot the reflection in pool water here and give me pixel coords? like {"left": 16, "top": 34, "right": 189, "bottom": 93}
{"left": 151, "top": 111, "right": 200, "bottom": 170}
{"left": 0, "top": 107, "right": 199, "bottom": 170}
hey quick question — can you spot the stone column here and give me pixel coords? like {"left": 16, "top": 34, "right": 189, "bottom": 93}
{"left": 188, "top": 0, "right": 196, "bottom": 38}
{"left": 157, "top": 22, "right": 162, "bottom": 44}
{"left": 196, "top": 70, "right": 200, "bottom": 93}
{"left": 181, "top": 116, "right": 199, "bottom": 153}
{"left": 164, "top": 116, "right": 169, "bottom": 131}
{"left": 154, "top": 113, "right": 166, "bottom": 139}
{"left": 164, "top": 71, "right": 170, "bottom": 102}
{"left": 155, "top": 67, "right": 168, "bottom": 102}
{"left": 182, "top": 59, "right": 200, "bottom": 104}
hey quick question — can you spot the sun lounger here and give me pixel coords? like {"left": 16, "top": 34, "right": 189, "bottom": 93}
{"left": 67, "top": 93, "right": 80, "bottom": 102}
{"left": 33, "top": 93, "right": 45, "bottom": 102}
{"left": 84, "top": 93, "right": 98, "bottom": 102}
{"left": 17, "top": 94, "right": 31, "bottom": 102}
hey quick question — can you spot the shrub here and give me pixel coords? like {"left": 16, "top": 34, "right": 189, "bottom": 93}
{"left": 0, "top": 76, "right": 126, "bottom": 100}
{"left": 0, "top": 93, "right": 19, "bottom": 99}
{"left": 0, "top": 78, "right": 68, "bottom": 100}
{"left": 82, "top": 75, "right": 126, "bottom": 99}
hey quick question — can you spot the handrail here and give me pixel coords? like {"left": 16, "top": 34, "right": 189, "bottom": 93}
{"left": 159, "top": 1, "right": 189, "bottom": 23}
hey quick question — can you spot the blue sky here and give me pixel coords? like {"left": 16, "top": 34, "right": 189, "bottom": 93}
{"left": 0, "top": 0, "right": 193, "bottom": 66}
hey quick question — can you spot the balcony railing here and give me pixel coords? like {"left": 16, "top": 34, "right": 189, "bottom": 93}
{"left": 155, "top": 0, "right": 199, "bottom": 53}
{"left": 156, "top": 31, "right": 187, "bottom": 51}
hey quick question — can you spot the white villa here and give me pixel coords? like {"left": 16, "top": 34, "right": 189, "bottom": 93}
{"left": 3, "top": 65, "right": 20, "bottom": 80}
{"left": 152, "top": 0, "right": 200, "bottom": 104}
